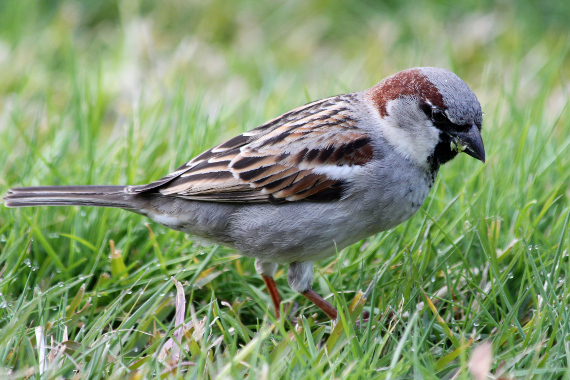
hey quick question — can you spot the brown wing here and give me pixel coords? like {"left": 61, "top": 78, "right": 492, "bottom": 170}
{"left": 128, "top": 94, "right": 373, "bottom": 203}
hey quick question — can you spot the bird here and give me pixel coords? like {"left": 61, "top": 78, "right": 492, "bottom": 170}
{"left": 4, "top": 67, "right": 485, "bottom": 321}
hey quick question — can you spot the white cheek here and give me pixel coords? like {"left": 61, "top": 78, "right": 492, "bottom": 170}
{"left": 379, "top": 102, "right": 440, "bottom": 166}
{"left": 381, "top": 121, "right": 439, "bottom": 165}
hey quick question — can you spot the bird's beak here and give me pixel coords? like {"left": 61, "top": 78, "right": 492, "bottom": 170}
{"left": 449, "top": 124, "right": 485, "bottom": 163}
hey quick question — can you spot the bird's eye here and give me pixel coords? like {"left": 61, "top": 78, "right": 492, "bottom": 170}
{"left": 431, "top": 108, "right": 447, "bottom": 123}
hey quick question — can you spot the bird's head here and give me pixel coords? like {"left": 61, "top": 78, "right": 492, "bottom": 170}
{"left": 366, "top": 67, "right": 485, "bottom": 171}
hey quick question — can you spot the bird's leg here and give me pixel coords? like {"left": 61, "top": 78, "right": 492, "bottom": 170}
{"left": 255, "top": 260, "right": 282, "bottom": 318}
{"left": 261, "top": 275, "right": 282, "bottom": 318}
{"left": 288, "top": 261, "right": 338, "bottom": 320}
{"left": 301, "top": 289, "right": 337, "bottom": 320}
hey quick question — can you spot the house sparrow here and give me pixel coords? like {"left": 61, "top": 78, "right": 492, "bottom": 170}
{"left": 4, "top": 67, "right": 485, "bottom": 320}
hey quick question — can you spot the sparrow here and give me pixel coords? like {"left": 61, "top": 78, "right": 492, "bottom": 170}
{"left": 4, "top": 67, "right": 485, "bottom": 320}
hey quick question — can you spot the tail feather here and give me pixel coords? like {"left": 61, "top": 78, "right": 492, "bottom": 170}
{"left": 4, "top": 185, "right": 140, "bottom": 209}
{"left": 7, "top": 185, "right": 127, "bottom": 194}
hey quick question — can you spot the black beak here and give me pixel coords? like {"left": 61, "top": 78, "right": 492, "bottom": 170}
{"left": 449, "top": 124, "right": 485, "bottom": 163}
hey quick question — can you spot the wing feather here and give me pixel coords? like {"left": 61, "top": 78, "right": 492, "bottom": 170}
{"left": 128, "top": 93, "right": 374, "bottom": 202}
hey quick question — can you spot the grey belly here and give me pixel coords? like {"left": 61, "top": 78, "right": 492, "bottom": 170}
{"left": 226, "top": 187, "right": 428, "bottom": 263}
{"left": 140, "top": 170, "right": 431, "bottom": 264}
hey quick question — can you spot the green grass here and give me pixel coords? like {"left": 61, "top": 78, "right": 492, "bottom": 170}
{"left": 1, "top": 0, "right": 569, "bottom": 378}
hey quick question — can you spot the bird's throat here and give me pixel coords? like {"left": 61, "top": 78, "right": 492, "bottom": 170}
{"left": 427, "top": 132, "right": 459, "bottom": 172}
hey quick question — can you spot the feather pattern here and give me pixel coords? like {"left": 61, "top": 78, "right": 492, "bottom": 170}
{"left": 128, "top": 93, "right": 374, "bottom": 202}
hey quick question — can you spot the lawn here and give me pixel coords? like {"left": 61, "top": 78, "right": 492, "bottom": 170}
{"left": 0, "top": 0, "right": 569, "bottom": 378}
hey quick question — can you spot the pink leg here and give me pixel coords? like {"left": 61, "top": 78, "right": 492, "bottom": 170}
{"left": 301, "top": 289, "right": 338, "bottom": 320}
{"left": 261, "top": 275, "right": 283, "bottom": 318}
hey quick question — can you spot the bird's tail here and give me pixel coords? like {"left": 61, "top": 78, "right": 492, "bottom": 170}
{"left": 3, "top": 185, "right": 141, "bottom": 209}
